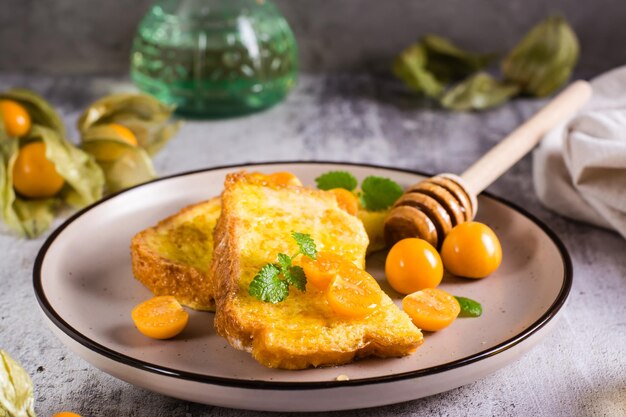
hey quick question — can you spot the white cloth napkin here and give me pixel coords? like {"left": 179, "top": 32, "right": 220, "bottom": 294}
{"left": 533, "top": 66, "right": 626, "bottom": 238}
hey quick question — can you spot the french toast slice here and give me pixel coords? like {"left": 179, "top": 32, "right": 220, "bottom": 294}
{"left": 212, "top": 172, "right": 423, "bottom": 369}
{"left": 131, "top": 197, "right": 221, "bottom": 311}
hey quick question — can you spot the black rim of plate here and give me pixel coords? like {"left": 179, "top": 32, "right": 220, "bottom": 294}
{"left": 33, "top": 161, "right": 573, "bottom": 391}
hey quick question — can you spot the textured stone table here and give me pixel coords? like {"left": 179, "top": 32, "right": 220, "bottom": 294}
{"left": 1, "top": 74, "right": 624, "bottom": 417}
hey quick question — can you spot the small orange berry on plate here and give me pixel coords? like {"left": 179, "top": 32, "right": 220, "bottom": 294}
{"left": 385, "top": 238, "right": 443, "bottom": 294}
{"left": 441, "top": 221, "right": 502, "bottom": 278}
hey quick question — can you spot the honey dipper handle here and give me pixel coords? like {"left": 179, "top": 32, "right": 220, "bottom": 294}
{"left": 460, "top": 80, "right": 592, "bottom": 195}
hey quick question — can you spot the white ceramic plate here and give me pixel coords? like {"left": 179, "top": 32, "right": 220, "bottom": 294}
{"left": 34, "top": 162, "right": 571, "bottom": 412}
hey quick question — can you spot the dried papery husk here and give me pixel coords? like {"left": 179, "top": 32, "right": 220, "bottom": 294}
{"left": 502, "top": 16, "right": 579, "bottom": 97}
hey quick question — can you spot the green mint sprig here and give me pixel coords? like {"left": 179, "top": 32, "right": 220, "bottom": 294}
{"left": 359, "top": 176, "right": 404, "bottom": 211}
{"left": 454, "top": 296, "right": 483, "bottom": 318}
{"left": 249, "top": 232, "right": 317, "bottom": 303}
{"left": 316, "top": 171, "right": 358, "bottom": 191}
{"left": 314, "top": 171, "right": 404, "bottom": 211}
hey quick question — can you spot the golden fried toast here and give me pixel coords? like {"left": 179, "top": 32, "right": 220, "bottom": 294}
{"left": 212, "top": 172, "right": 423, "bottom": 369}
{"left": 131, "top": 197, "right": 221, "bottom": 311}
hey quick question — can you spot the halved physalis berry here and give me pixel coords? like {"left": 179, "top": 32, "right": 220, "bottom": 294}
{"left": 264, "top": 171, "right": 302, "bottom": 187}
{"left": 301, "top": 251, "right": 351, "bottom": 290}
{"left": 131, "top": 296, "right": 189, "bottom": 339}
{"left": 402, "top": 288, "right": 460, "bottom": 332}
{"left": 326, "top": 267, "right": 382, "bottom": 319}
{"left": 328, "top": 188, "right": 359, "bottom": 216}
{"left": 247, "top": 171, "right": 302, "bottom": 187}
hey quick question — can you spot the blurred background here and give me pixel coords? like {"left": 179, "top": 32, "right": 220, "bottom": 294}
{"left": 2, "top": 0, "right": 625, "bottom": 76}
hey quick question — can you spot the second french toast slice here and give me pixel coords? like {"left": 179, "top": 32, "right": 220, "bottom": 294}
{"left": 131, "top": 197, "right": 221, "bottom": 311}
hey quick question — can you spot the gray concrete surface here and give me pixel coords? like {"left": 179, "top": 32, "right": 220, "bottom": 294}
{"left": 0, "top": 73, "right": 625, "bottom": 416}
{"left": 1, "top": 0, "right": 626, "bottom": 75}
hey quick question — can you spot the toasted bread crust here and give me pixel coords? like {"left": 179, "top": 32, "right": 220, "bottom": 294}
{"left": 131, "top": 198, "right": 221, "bottom": 311}
{"left": 212, "top": 172, "right": 423, "bottom": 369}
{"left": 212, "top": 175, "right": 250, "bottom": 351}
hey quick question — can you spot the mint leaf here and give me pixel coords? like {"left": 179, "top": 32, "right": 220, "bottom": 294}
{"left": 360, "top": 176, "right": 404, "bottom": 211}
{"left": 292, "top": 232, "right": 317, "bottom": 260}
{"left": 285, "top": 265, "right": 307, "bottom": 292}
{"left": 315, "top": 171, "right": 358, "bottom": 191}
{"left": 249, "top": 233, "right": 320, "bottom": 303}
{"left": 249, "top": 264, "right": 289, "bottom": 303}
{"left": 277, "top": 253, "right": 292, "bottom": 272}
{"left": 454, "top": 296, "right": 483, "bottom": 317}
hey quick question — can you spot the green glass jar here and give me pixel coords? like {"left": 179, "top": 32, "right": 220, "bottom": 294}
{"left": 131, "top": 0, "right": 298, "bottom": 118}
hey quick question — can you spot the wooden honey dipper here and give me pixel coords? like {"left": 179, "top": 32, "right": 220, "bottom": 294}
{"left": 384, "top": 80, "right": 593, "bottom": 248}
